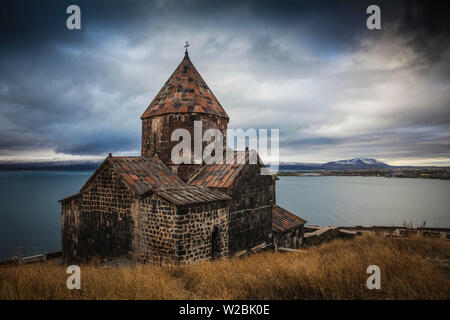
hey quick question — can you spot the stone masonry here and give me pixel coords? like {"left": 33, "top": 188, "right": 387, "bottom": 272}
{"left": 60, "top": 51, "right": 305, "bottom": 264}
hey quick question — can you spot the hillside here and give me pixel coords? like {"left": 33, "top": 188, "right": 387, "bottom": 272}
{"left": 276, "top": 157, "right": 392, "bottom": 171}
{"left": 0, "top": 159, "right": 101, "bottom": 171}
{"left": 322, "top": 157, "right": 391, "bottom": 169}
{"left": 2, "top": 157, "right": 448, "bottom": 172}
{"left": 0, "top": 234, "right": 449, "bottom": 300}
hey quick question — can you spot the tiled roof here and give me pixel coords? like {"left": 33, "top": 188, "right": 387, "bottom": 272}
{"left": 77, "top": 156, "right": 230, "bottom": 205}
{"left": 272, "top": 205, "right": 307, "bottom": 233}
{"left": 188, "top": 149, "right": 276, "bottom": 189}
{"left": 188, "top": 150, "right": 265, "bottom": 189}
{"left": 110, "top": 156, "right": 183, "bottom": 195}
{"left": 141, "top": 54, "right": 229, "bottom": 119}
{"left": 151, "top": 185, "right": 230, "bottom": 206}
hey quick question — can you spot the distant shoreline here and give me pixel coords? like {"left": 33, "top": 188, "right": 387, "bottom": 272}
{"left": 1, "top": 155, "right": 450, "bottom": 173}
{"left": 0, "top": 164, "right": 100, "bottom": 171}
{"left": 0, "top": 168, "right": 97, "bottom": 172}
{"left": 276, "top": 168, "right": 450, "bottom": 180}
{"left": 1, "top": 166, "right": 449, "bottom": 180}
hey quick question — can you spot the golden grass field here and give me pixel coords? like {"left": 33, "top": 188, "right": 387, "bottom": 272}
{"left": 0, "top": 234, "right": 449, "bottom": 300}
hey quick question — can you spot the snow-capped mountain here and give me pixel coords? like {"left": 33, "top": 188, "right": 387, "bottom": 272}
{"left": 324, "top": 157, "right": 390, "bottom": 169}
{"left": 0, "top": 157, "right": 391, "bottom": 171}
{"left": 331, "top": 157, "right": 385, "bottom": 165}
{"left": 273, "top": 157, "right": 391, "bottom": 170}
{"left": 277, "top": 161, "right": 321, "bottom": 167}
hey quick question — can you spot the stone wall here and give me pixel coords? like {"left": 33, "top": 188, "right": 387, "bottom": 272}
{"left": 61, "top": 151, "right": 271, "bottom": 264}
{"left": 61, "top": 195, "right": 81, "bottom": 261}
{"left": 131, "top": 194, "right": 178, "bottom": 264}
{"left": 132, "top": 195, "right": 229, "bottom": 264}
{"left": 176, "top": 201, "right": 229, "bottom": 263}
{"left": 141, "top": 113, "right": 228, "bottom": 164}
{"left": 61, "top": 163, "right": 134, "bottom": 263}
{"left": 227, "top": 164, "right": 274, "bottom": 254}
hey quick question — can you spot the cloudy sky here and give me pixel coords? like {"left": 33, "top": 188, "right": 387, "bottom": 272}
{"left": 0, "top": 0, "right": 449, "bottom": 165}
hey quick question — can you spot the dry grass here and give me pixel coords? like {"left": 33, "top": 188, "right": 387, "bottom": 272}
{"left": 1, "top": 234, "right": 449, "bottom": 300}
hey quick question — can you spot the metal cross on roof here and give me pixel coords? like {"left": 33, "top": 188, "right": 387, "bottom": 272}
{"left": 184, "top": 41, "right": 189, "bottom": 54}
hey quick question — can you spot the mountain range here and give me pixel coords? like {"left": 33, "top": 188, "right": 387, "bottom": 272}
{"left": 273, "top": 157, "right": 392, "bottom": 170}
{"left": 0, "top": 157, "right": 440, "bottom": 171}
{"left": 0, "top": 159, "right": 101, "bottom": 171}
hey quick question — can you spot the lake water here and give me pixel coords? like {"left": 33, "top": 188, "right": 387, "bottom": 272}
{"left": 0, "top": 171, "right": 449, "bottom": 260}
{"left": 0, "top": 171, "right": 92, "bottom": 260}
{"left": 277, "top": 176, "right": 450, "bottom": 228}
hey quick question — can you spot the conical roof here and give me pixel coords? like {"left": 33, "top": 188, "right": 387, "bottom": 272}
{"left": 141, "top": 54, "right": 229, "bottom": 119}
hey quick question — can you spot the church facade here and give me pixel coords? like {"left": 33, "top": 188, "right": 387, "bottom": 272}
{"left": 60, "top": 51, "right": 305, "bottom": 264}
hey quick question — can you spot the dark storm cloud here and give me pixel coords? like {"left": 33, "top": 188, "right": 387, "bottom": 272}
{"left": 0, "top": 0, "right": 449, "bottom": 163}
{"left": 395, "top": 0, "right": 450, "bottom": 63}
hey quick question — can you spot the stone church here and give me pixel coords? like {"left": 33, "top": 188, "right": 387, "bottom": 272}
{"left": 60, "top": 50, "right": 306, "bottom": 264}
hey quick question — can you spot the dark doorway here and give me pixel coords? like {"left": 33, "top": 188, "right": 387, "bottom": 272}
{"left": 211, "top": 226, "right": 220, "bottom": 259}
